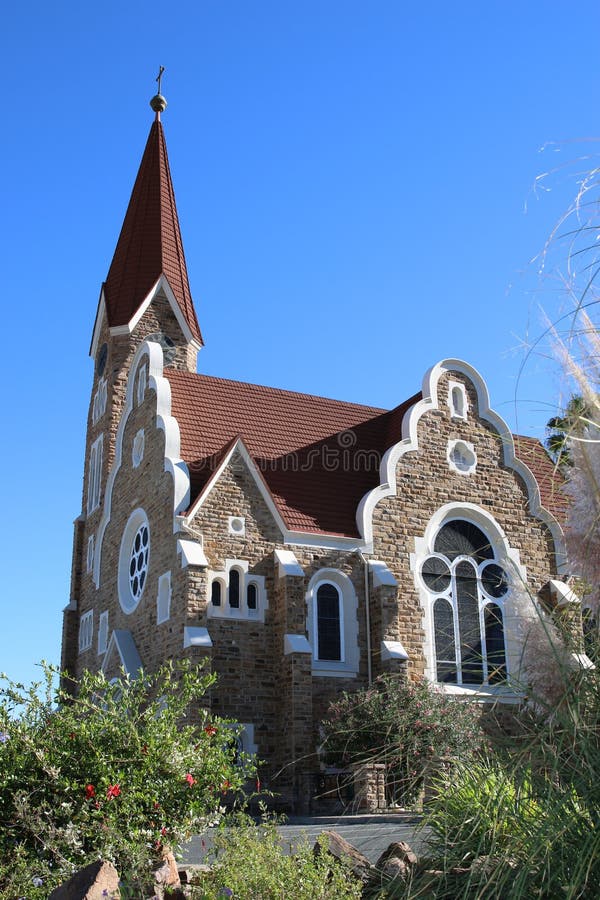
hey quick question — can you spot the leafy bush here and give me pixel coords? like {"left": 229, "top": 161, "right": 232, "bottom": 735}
{"left": 192, "top": 812, "right": 362, "bottom": 899}
{"left": 321, "top": 675, "right": 483, "bottom": 806}
{"left": 0, "top": 660, "right": 253, "bottom": 897}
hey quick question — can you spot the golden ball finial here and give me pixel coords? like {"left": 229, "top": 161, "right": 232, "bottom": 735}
{"left": 150, "top": 93, "right": 167, "bottom": 114}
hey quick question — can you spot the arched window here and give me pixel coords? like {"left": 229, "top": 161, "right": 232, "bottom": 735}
{"left": 229, "top": 568, "right": 241, "bottom": 609}
{"left": 211, "top": 580, "right": 222, "bottom": 607}
{"left": 421, "top": 519, "right": 508, "bottom": 686}
{"left": 316, "top": 583, "right": 342, "bottom": 661}
{"left": 306, "top": 570, "right": 358, "bottom": 676}
{"left": 246, "top": 582, "right": 258, "bottom": 611}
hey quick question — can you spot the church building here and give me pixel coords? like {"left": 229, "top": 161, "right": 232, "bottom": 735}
{"left": 61, "top": 90, "right": 569, "bottom": 811}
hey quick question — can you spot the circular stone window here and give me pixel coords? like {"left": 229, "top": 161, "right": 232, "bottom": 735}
{"left": 118, "top": 508, "right": 150, "bottom": 614}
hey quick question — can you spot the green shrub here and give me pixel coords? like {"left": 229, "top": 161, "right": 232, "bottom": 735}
{"left": 417, "top": 663, "right": 600, "bottom": 899}
{"left": 192, "top": 812, "right": 363, "bottom": 899}
{"left": 0, "top": 660, "right": 253, "bottom": 897}
{"left": 321, "top": 674, "right": 483, "bottom": 806}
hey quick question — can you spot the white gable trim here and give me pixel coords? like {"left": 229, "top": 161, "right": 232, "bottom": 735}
{"left": 185, "top": 438, "right": 287, "bottom": 537}
{"left": 108, "top": 275, "right": 201, "bottom": 349}
{"left": 93, "top": 340, "right": 191, "bottom": 588}
{"left": 89, "top": 290, "right": 107, "bottom": 360}
{"left": 186, "top": 439, "right": 364, "bottom": 551}
{"left": 101, "top": 629, "right": 143, "bottom": 677}
{"left": 356, "top": 358, "right": 567, "bottom": 571}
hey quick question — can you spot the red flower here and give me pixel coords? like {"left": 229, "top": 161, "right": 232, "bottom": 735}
{"left": 221, "top": 779, "right": 232, "bottom": 792}
{"left": 106, "top": 784, "right": 121, "bottom": 799}
{"left": 153, "top": 801, "right": 160, "bottom": 810}
{"left": 204, "top": 724, "right": 217, "bottom": 737}
{"left": 185, "top": 773, "right": 196, "bottom": 787}
{"left": 85, "top": 784, "right": 95, "bottom": 799}
{"left": 161, "top": 826, "right": 167, "bottom": 836}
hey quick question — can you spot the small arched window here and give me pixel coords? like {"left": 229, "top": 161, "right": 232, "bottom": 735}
{"left": 421, "top": 519, "right": 508, "bottom": 686}
{"left": 229, "top": 569, "right": 241, "bottom": 609}
{"left": 211, "top": 581, "right": 222, "bottom": 607}
{"left": 247, "top": 582, "right": 258, "bottom": 611}
{"left": 316, "top": 583, "right": 342, "bottom": 661}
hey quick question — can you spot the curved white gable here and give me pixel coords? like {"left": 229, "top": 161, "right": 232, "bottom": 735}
{"left": 93, "top": 341, "right": 191, "bottom": 588}
{"left": 356, "top": 358, "right": 566, "bottom": 571}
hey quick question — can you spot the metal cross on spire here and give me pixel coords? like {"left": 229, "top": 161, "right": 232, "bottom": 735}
{"left": 150, "top": 66, "right": 167, "bottom": 118}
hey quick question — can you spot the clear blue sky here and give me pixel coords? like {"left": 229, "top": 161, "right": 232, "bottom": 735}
{"left": 2, "top": 1, "right": 599, "bottom": 688}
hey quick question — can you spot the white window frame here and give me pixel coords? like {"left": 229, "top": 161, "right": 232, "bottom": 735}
{"left": 412, "top": 504, "right": 527, "bottom": 696}
{"left": 137, "top": 363, "right": 147, "bottom": 406}
{"left": 118, "top": 508, "right": 151, "bottom": 614}
{"left": 132, "top": 429, "right": 145, "bottom": 468}
{"left": 207, "top": 559, "right": 267, "bottom": 622}
{"left": 79, "top": 609, "right": 94, "bottom": 653}
{"left": 87, "top": 435, "right": 103, "bottom": 515}
{"left": 448, "top": 381, "right": 468, "bottom": 420}
{"left": 97, "top": 610, "right": 109, "bottom": 655}
{"left": 86, "top": 534, "right": 95, "bottom": 574}
{"left": 157, "top": 571, "right": 172, "bottom": 624}
{"left": 305, "top": 569, "right": 359, "bottom": 677}
{"left": 92, "top": 377, "right": 108, "bottom": 425}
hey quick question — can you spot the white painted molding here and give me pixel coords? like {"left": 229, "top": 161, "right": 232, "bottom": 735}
{"left": 186, "top": 438, "right": 287, "bottom": 536}
{"left": 381, "top": 639, "right": 409, "bottom": 661}
{"left": 356, "top": 358, "right": 567, "bottom": 571}
{"left": 108, "top": 275, "right": 201, "bottom": 350}
{"left": 549, "top": 579, "right": 580, "bottom": 607}
{"left": 284, "top": 634, "right": 312, "bottom": 655}
{"left": 185, "top": 438, "right": 369, "bottom": 552}
{"left": 275, "top": 549, "right": 304, "bottom": 578}
{"left": 101, "top": 629, "right": 143, "bottom": 677}
{"left": 183, "top": 626, "right": 213, "bottom": 649}
{"left": 177, "top": 539, "right": 208, "bottom": 568}
{"left": 94, "top": 341, "right": 191, "bottom": 588}
{"left": 89, "top": 290, "right": 107, "bottom": 360}
{"left": 369, "top": 560, "right": 397, "bottom": 587}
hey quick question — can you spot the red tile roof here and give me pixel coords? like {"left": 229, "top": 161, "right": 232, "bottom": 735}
{"left": 103, "top": 120, "right": 203, "bottom": 344}
{"left": 165, "top": 371, "right": 567, "bottom": 537}
{"left": 166, "top": 370, "right": 419, "bottom": 536}
{"left": 513, "top": 435, "right": 569, "bottom": 523}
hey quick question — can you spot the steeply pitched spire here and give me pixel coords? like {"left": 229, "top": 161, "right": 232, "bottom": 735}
{"left": 102, "top": 93, "right": 203, "bottom": 345}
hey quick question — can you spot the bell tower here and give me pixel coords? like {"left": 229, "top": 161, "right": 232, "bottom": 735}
{"left": 61, "top": 76, "right": 202, "bottom": 680}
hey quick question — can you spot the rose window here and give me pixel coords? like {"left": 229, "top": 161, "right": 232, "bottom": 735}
{"left": 129, "top": 523, "right": 149, "bottom": 601}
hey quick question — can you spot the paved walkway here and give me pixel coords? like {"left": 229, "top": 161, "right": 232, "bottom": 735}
{"left": 180, "top": 814, "right": 429, "bottom": 867}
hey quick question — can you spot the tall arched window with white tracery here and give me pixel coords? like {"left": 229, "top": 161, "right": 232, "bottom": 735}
{"left": 420, "top": 519, "right": 508, "bottom": 685}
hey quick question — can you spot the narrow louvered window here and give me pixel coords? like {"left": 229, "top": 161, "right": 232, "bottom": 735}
{"left": 317, "top": 583, "right": 341, "bottom": 661}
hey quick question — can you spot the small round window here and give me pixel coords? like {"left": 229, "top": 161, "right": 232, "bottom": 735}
{"left": 118, "top": 509, "right": 150, "bottom": 613}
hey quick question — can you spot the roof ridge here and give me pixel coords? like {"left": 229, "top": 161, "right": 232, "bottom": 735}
{"left": 166, "top": 369, "right": 390, "bottom": 414}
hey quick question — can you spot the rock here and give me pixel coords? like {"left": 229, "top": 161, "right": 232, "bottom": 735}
{"left": 48, "top": 859, "right": 120, "bottom": 899}
{"left": 375, "top": 840, "right": 419, "bottom": 871}
{"left": 178, "top": 864, "right": 212, "bottom": 884}
{"left": 313, "top": 829, "right": 373, "bottom": 884}
{"left": 153, "top": 849, "right": 184, "bottom": 899}
{"left": 365, "top": 839, "right": 419, "bottom": 895}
